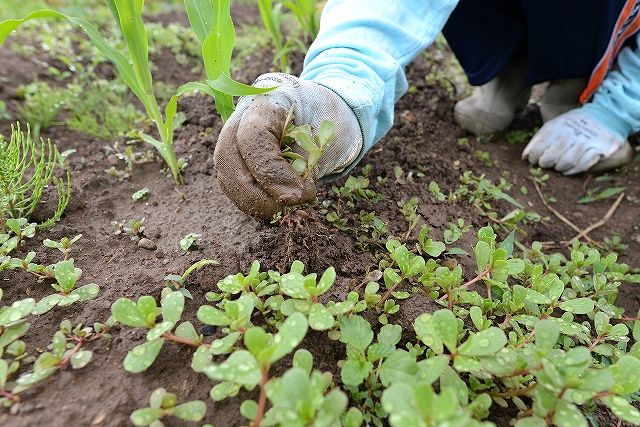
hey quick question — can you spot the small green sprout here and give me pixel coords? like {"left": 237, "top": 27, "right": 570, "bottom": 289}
{"left": 282, "top": 117, "right": 335, "bottom": 179}
{"left": 164, "top": 259, "right": 219, "bottom": 299}
{"left": 1, "top": 319, "right": 111, "bottom": 407}
{"left": 31, "top": 259, "right": 100, "bottom": 315}
{"left": 43, "top": 234, "right": 82, "bottom": 260}
{"left": 578, "top": 186, "right": 625, "bottom": 204}
{"left": 112, "top": 218, "right": 146, "bottom": 240}
{"left": 130, "top": 388, "right": 206, "bottom": 426}
{"left": 132, "top": 188, "right": 150, "bottom": 202}
{"left": 180, "top": 233, "right": 201, "bottom": 251}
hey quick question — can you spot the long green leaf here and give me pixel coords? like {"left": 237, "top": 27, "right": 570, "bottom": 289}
{"left": 110, "top": 0, "right": 158, "bottom": 119}
{"left": 206, "top": 76, "right": 275, "bottom": 96}
{"left": 183, "top": 0, "right": 214, "bottom": 43}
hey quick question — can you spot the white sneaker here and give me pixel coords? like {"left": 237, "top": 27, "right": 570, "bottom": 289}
{"left": 539, "top": 78, "right": 587, "bottom": 122}
{"left": 454, "top": 57, "right": 530, "bottom": 135}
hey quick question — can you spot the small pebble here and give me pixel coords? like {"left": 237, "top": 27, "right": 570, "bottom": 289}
{"left": 138, "top": 238, "right": 157, "bottom": 251}
{"left": 106, "top": 154, "right": 120, "bottom": 166}
{"left": 201, "top": 325, "right": 217, "bottom": 336}
{"left": 155, "top": 249, "right": 165, "bottom": 259}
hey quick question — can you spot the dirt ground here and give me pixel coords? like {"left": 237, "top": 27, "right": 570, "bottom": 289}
{"left": 1, "top": 4, "right": 639, "bottom": 427}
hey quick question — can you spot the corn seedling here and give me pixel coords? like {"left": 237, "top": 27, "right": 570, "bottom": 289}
{"left": 180, "top": 0, "right": 275, "bottom": 121}
{"left": 1, "top": 2, "right": 185, "bottom": 183}
{"left": 258, "top": 0, "right": 290, "bottom": 72}
{"left": 0, "top": 124, "right": 70, "bottom": 231}
{"left": 280, "top": 0, "right": 320, "bottom": 41}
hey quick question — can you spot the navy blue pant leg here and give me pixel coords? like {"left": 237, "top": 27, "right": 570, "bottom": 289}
{"left": 443, "top": 0, "right": 627, "bottom": 86}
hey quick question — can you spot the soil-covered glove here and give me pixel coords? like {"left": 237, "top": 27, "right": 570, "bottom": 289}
{"left": 214, "top": 73, "right": 363, "bottom": 218}
{"left": 522, "top": 109, "right": 626, "bottom": 175}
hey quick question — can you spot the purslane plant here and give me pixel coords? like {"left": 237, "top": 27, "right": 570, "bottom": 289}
{"left": 282, "top": 119, "right": 335, "bottom": 180}
{"left": 0, "top": 124, "right": 70, "bottom": 231}
{"left": 1, "top": 319, "right": 112, "bottom": 408}
{"left": 130, "top": 388, "right": 206, "bottom": 426}
{"left": 241, "top": 349, "right": 364, "bottom": 427}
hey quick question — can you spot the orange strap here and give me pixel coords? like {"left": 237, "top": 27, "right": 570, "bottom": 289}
{"left": 580, "top": 0, "right": 640, "bottom": 103}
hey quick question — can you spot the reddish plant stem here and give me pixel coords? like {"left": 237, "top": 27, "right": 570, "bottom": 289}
{"left": 619, "top": 316, "right": 640, "bottom": 322}
{"left": 254, "top": 366, "right": 269, "bottom": 427}
{"left": 378, "top": 276, "right": 405, "bottom": 307}
{"left": 588, "top": 335, "right": 604, "bottom": 351}
{"left": 462, "top": 267, "right": 492, "bottom": 289}
{"left": 0, "top": 390, "right": 19, "bottom": 401}
{"left": 490, "top": 383, "right": 536, "bottom": 398}
{"left": 447, "top": 291, "right": 453, "bottom": 311}
{"left": 58, "top": 339, "right": 84, "bottom": 367}
{"left": 162, "top": 332, "right": 199, "bottom": 347}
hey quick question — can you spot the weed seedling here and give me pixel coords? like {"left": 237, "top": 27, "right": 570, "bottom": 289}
{"left": 180, "top": 233, "right": 201, "bottom": 251}
{"left": 130, "top": 388, "right": 206, "bottom": 426}
{"left": 282, "top": 118, "right": 335, "bottom": 180}
{"left": 16, "top": 81, "right": 69, "bottom": 139}
{"left": 43, "top": 234, "right": 82, "bottom": 260}
{"left": 111, "top": 291, "right": 202, "bottom": 372}
{"left": 112, "top": 218, "right": 146, "bottom": 241}
{"left": 578, "top": 186, "right": 626, "bottom": 204}
{"left": 131, "top": 188, "right": 150, "bottom": 202}
{"left": 164, "top": 259, "right": 219, "bottom": 298}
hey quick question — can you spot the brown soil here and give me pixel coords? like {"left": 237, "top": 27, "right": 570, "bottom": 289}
{"left": 1, "top": 5, "right": 639, "bottom": 427}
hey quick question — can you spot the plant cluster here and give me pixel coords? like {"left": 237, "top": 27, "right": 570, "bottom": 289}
{"left": 0, "top": 124, "right": 70, "bottom": 231}
{"left": 281, "top": 117, "right": 335, "bottom": 180}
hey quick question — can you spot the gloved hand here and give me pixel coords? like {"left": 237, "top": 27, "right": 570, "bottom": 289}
{"left": 214, "top": 73, "right": 363, "bottom": 218}
{"left": 522, "top": 108, "right": 627, "bottom": 175}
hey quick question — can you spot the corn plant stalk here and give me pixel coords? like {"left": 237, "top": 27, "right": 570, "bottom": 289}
{"left": 282, "top": 0, "right": 319, "bottom": 40}
{"left": 258, "top": 0, "right": 289, "bottom": 72}
{"left": 0, "top": 2, "right": 183, "bottom": 183}
{"left": 181, "top": 0, "right": 275, "bottom": 122}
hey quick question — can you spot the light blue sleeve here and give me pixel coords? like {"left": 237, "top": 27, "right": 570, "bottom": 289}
{"left": 582, "top": 31, "right": 640, "bottom": 140}
{"left": 300, "top": 0, "right": 459, "bottom": 179}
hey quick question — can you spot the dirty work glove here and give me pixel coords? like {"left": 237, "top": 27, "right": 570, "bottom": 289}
{"left": 522, "top": 108, "right": 627, "bottom": 175}
{"left": 214, "top": 73, "right": 363, "bottom": 218}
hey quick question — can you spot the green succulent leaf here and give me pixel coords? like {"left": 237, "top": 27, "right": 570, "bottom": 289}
{"left": 124, "top": 339, "right": 165, "bottom": 373}
{"left": 161, "top": 291, "right": 184, "bottom": 324}
{"left": 172, "top": 401, "right": 206, "bottom": 421}
{"left": 308, "top": 303, "right": 334, "bottom": 331}
{"left": 457, "top": 327, "right": 507, "bottom": 356}
{"left": 559, "top": 298, "right": 595, "bottom": 315}
{"left": 130, "top": 407, "right": 163, "bottom": 426}
{"left": 70, "top": 350, "right": 93, "bottom": 369}
{"left": 432, "top": 309, "right": 458, "bottom": 352}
